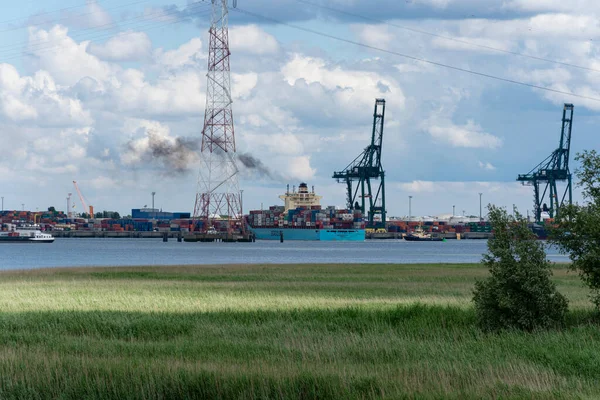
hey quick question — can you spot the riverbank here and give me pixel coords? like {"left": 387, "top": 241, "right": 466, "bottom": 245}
{"left": 0, "top": 263, "right": 597, "bottom": 399}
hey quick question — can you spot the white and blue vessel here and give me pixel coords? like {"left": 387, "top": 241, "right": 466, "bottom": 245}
{"left": 246, "top": 183, "right": 365, "bottom": 241}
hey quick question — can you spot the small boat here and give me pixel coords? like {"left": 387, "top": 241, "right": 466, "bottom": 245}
{"left": 0, "top": 224, "right": 55, "bottom": 243}
{"left": 404, "top": 225, "right": 444, "bottom": 242}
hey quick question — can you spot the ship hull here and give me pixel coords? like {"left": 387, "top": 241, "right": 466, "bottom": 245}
{"left": 404, "top": 235, "right": 444, "bottom": 242}
{"left": 248, "top": 227, "right": 365, "bottom": 241}
{"left": 0, "top": 237, "right": 54, "bottom": 243}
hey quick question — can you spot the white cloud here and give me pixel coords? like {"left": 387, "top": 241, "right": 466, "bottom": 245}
{"left": 229, "top": 25, "right": 279, "bottom": 55}
{"left": 84, "top": 0, "right": 113, "bottom": 28}
{"left": 232, "top": 72, "right": 258, "bottom": 99}
{"left": 399, "top": 180, "right": 437, "bottom": 193}
{"left": 26, "top": 25, "right": 115, "bottom": 86}
{"left": 89, "top": 31, "right": 152, "bottom": 62}
{"left": 0, "top": 64, "right": 92, "bottom": 126}
{"left": 427, "top": 119, "right": 502, "bottom": 149}
{"left": 154, "top": 38, "right": 204, "bottom": 71}
{"left": 89, "top": 176, "right": 118, "bottom": 190}
{"left": 502, "top": 0, "right": 600, "bottom": 13}
{"left": 280, "top": 53, "right": 405, "bottom": 119}
{"left": 354, "top": 25, "right": 394, "bottom": 50}
{"left": 478, "top": 161, "right": 497, "bottom": 171}
{"left": 287, "top": 156, "right": 316, "bottom": 181}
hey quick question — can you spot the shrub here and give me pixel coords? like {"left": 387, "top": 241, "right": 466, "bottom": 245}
{"left": 551, "top": 150, "right": 600, "bottom": 308}
{"left": 473, "top": 205, "right": 568, "bottom": 331}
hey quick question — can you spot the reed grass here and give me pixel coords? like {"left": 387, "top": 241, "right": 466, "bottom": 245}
{"left": 0, "top": 263, "right": 597, "bottom": 399}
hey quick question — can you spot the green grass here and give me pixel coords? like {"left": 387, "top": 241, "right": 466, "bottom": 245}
{"left": 0, "top": 263, "right": 597, "bottom": 399}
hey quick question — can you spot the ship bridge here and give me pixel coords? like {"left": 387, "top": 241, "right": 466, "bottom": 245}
{"left": 279, "top": 183, "right": 322, "bottom": 213}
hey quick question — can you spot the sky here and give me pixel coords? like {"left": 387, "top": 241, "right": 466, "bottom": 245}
{"left": 0, "top": 0, "right": 598, "bottom": 218}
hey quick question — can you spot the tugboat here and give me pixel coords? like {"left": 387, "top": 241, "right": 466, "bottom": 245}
{"left": 404, "top": 225, "right": 444, "bottom": 242}
{"left": 0, "top": 224, "right": 55, "bottom": 243}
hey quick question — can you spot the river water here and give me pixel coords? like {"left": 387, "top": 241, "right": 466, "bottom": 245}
{"left": 0, "top": 238, "right": 569, "bottom": 271}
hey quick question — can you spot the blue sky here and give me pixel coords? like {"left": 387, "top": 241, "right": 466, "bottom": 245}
{"left": 0, "top": 0, "right": 598, "bottom": 217}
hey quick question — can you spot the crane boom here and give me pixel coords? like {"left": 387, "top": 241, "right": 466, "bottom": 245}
{"left": 516, "top": 103, "right": 574, "bottom": 222}
{"left": 332, "top": 98, "right": 386, "bottom": 228}
{"left": 73, "top": 181, "right": 93, "bottom": 218}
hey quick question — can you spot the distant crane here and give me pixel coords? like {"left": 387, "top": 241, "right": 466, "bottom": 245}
{"left": 517, "top": 103, "right": 574, "bottom": 223}
{"left": 73, "top": 181, "right": 94, "bottom": 219}
{"left": 67, "top": 193, "right": 72, "bottom": 219}
{"left": 333, "top": 98, "right": 387, "bottom": 228}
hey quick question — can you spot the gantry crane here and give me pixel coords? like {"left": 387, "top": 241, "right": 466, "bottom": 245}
{"left": 517, "top": 103, "right": 574, "bottom": 223}
{"left": 73, "top": 181, "right": 94, "bottom": 218}
{"left": 333, "top": 98, "right": 386, "bottom": 228}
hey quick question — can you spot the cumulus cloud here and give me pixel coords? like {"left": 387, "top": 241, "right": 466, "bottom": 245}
{"left": 280, "top": 53, "right": 405, "bottom": 123}
{"left": 26, "top": 25, "right": 115, "bottom": 86}
{"left": 0, "top": 64, "right": 92, "bottom": 126}
{"left": 88, "top": 31, "right": 152, "bottom": 62}
{"left": 427, "top": 119, "right": 502, "bottom": 149}
{"left": 83, "top": 0, "right": 113, "bottom": 28}
{"left": 287, "top": 156, "right": 317, "bottom": 181}
{"left": 229, "top": 25, "right": 279, "bottom": 55}
{"left": 153, "top": 38, "right": 204, "bottom": 71}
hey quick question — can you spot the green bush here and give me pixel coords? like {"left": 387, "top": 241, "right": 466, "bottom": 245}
{"left": 473, "top": 205, "right": 568, "bottom": 331}
{"left": 551, "top": 150, "right": 600, "bottom": 308}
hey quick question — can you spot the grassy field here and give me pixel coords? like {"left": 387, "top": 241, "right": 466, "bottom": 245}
{"left": 0, "top": 263, "right": 598, "bottom": 399}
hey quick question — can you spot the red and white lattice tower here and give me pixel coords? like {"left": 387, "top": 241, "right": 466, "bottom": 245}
{"left": 193, "top": 0, "right": 241, "bottom": 232}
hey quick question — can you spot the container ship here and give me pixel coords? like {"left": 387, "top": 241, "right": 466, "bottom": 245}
{"left": 246, "top": 183, "right": 365, "bottom": 241}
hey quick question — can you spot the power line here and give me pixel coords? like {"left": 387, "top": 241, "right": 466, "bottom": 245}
{"left": 0, "top": 0, "right": 194, "bottom": 53}
{"left": 0, "top": 0, "right": 153, "bottom": 34}
{"left": 0, "top": 6, "right": 212, "bottom": 63}
{"left": 232, "top": 7, "right": 600, "bottom": 103}
{"left": 295, "top": 0, "right": 600, "bottom": 74}
{"left": 0, "top": 2, "right": 211, "bottom": 59}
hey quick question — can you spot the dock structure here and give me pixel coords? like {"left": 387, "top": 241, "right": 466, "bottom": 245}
{"left": 50, "top": 231, "right": 255, "bottom": 242}
{"left": 183, "top": 232, "right": 255, "bottom": 243}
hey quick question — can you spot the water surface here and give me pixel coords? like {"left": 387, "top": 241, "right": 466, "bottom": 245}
{"left": 0, "top": 239, "right": 568, "bottom": 271}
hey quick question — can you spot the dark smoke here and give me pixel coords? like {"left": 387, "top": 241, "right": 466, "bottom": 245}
{"left": 237, "top": 152, "right": 275, "bottom": 179}
{"left": 126, "top": 132, "right": 201, "bottom": 175}
{"left": 125, "top": 130, "right": 279, "bottom": 180}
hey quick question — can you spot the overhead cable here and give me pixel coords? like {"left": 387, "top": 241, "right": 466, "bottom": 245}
{"left": 295, "top": 0, "right": 600, "bottom": 74}
{"left": 233, "top": 7, "right": 600, "bottom": 103}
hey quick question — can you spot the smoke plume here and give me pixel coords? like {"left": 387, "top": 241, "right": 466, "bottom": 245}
{"left": 124, "top": 132, "right": 201, "bottom": 175}
{"left": 237, "top": 152, "right": 276, "bottom": 179}
{"left": 124, "top": 129, "right": 279, "bottom": 180}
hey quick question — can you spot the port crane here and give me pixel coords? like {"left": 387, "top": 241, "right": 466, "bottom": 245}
{"left": 73, "top": 181, "right": 94, "bottom": 218}
{"left": 333, "top": 98, "right": 386, "bottom": 228}
{"left": 517, "top": 103, "right": 574, "bottom": 223}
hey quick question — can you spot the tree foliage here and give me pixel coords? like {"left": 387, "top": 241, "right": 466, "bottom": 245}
{"left": 551, "top": 150, "right": 600, "bottom": 308}
{"left": 473, "top": 205, "right": 568, "bottom": 331}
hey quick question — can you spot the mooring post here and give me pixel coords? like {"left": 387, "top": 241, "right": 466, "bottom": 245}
{"left": 177, "top": 232, "right": 182, "bottom": 242}
{"left": 163, "top": 232, "right": 168, "bottom": 242}
{"left": 280, "top": 231, "right": 284, "bottom": 243}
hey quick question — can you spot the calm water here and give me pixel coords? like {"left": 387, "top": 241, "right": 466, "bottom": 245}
{"left": 0, "top": 238, "right": 569, "bottom": 271}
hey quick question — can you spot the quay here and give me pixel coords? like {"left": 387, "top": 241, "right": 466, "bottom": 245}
{"left": 51, "top": 231, "right": 256, "bottom": 242}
